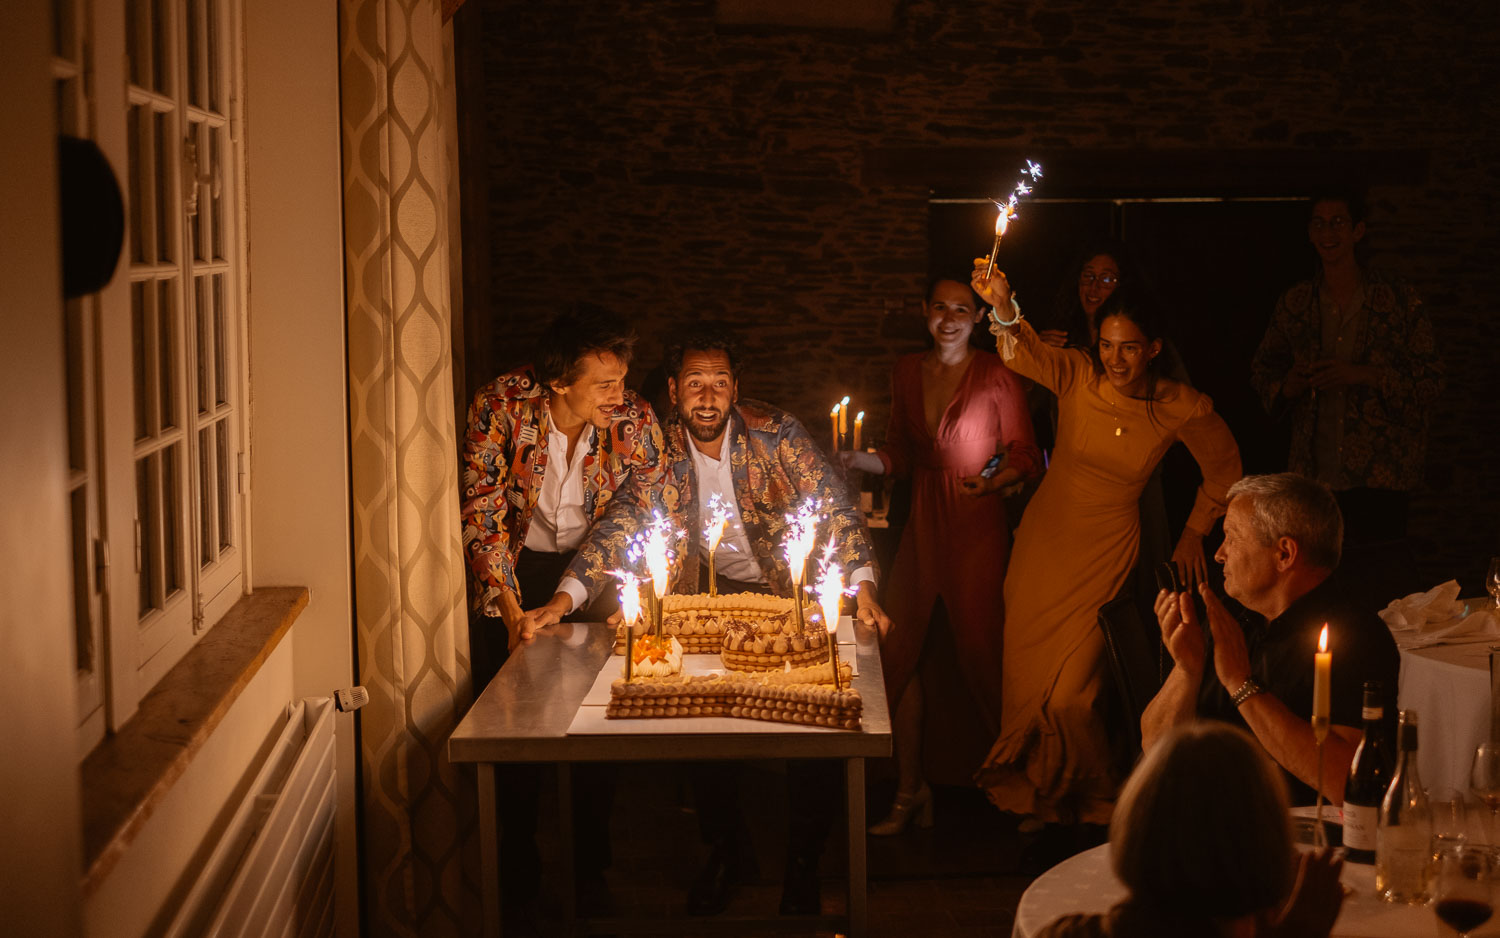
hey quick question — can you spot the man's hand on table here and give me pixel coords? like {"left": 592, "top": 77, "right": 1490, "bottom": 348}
{"left": 855, "top": 581, "right": 892, "bottom": 637}
{"left": 514, "top": 592, "right": 571, "bottom": 650}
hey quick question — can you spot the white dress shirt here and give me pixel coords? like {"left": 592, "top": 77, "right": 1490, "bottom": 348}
{"left": 526, "top": 411, "right": 592, "bottom": 549}
{"left": 690, "top": 437, "right": 766, "bottom": 584}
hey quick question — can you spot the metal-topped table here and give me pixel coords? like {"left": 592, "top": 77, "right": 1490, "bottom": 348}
{"left": 448, "top": 619, "right": 892, "bottom": 937}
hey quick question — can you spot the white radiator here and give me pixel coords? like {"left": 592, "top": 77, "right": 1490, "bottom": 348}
{"left": 165, "top": 696, "right": 339, "bottom": 938}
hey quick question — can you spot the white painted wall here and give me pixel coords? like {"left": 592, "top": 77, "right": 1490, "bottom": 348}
{"left": 241, "top": 0, "right": 360, "bottom": 934}
{"left": 0, "top": 0, "right": 87, "bottom": 935}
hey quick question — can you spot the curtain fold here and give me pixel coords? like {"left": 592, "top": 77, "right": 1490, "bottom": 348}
{"left": 339, "top": 0, "right": 479, "bottom": 933}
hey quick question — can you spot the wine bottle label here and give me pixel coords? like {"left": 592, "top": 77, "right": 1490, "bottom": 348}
{"left": 1362, "top": 706, "right": 1382, "bottom": 721}
{"left": 1344, "top": 802, "right": 1378, "bottom": 851}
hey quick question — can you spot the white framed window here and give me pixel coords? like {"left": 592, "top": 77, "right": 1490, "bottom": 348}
{"left": 59, "top": 0, "right": 250, "bottom": 748}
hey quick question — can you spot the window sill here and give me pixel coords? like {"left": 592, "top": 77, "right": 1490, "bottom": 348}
{"left": 78, "top": 586, "right": 309, "bottom": 895}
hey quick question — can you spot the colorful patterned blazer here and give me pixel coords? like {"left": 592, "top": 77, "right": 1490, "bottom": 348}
{"left": 567, "top": 399, "right": 877, "bottom": 603}
{"left": 461, "top": 366, "right": 664, "bottom": 613}
{"left": 1251, "top": 268, "right": 1443, "bottom": 492}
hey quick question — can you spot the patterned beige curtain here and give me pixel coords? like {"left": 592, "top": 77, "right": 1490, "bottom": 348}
{"left": 339, "top": 0, "right": 479, "bottom": 934}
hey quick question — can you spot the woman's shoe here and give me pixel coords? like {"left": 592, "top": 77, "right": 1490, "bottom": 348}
{"left": 868, "top": 784, "right": 934, "bottom": 836}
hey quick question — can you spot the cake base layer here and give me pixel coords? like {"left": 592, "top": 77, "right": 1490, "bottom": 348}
{"left": 605, "top": 662, "right": 859, "bottom": 730}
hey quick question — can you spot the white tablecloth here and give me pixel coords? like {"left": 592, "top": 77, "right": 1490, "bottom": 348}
{"left": 1398, "top": 640, "right": 1492, "bottom": 797}
{"left": 1012, "top": 842, "right": 1499, "bottom": 937}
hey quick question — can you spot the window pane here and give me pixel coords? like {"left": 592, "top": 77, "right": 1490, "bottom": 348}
{"left": 132, "top": 282, "right": 148, "bottom": 440}
{"left": 64, "top": 297, "right": 86, "bottom": 471}
{"left": 136, "top": 456, "right": 154, "bottom": 615}
{"left": 163, "top": 444, "right": 182, "bottom": 598}
{"left": 186, "top": 0, "right": 202, "bottom": 109}
{"left": 71, "top": 487, "right": 93, "bottom": 672}
{"left": 153, "top": 111, "right": 172, "bottom": 263}
{"left": 213, "top": 274, "right": 228, "bottom": 406}
{"left": 126, "top": 0, "right": 144, "bottom": 88}
{"left": 189, "top": 123, "right": 205, "bottom": 262}
{"left": 195, "top": 276, "right": 210, "bottom": 414}
{"left": 207, "top": 0, "right": 222, "bottom": 110}
{"left": 198, "top": 427, "right": 214, "bottom": 566}
{"left": 209, "top": 129, "right": 224, "bottom": 261}
{"left": 151, "top": 0, "right": 168, "bottom": 94}
{"left": 157, "top": 281, "right": 175, "bottom": 430}
{"left": 127, "top": 107, "right": 146, "bottom": 263}
{"left": 216, "top": 420, "right": 232, "bottom": 552}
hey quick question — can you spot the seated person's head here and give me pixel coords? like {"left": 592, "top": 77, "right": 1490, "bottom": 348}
{"left": 664, "top": 323, "right": 743, "bottom": 443}
{"left": 1112, "top": 722, "right": 1294, "bottom": 923}
{"left": 1218, "top": 473, "right": 1343, "bottom": 611}
{"left": 534, "top": 306, "right": 636, "bottom": 429}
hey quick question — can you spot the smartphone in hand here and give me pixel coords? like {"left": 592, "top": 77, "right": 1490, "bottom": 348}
{"left": 979, "top": 454, "right": 1003, "bottom": 479}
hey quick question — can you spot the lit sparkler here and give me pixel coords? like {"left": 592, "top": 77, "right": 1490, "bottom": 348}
{"left": 616, "top": 571, "right": 642, "bottom": 681}
{"left": 983, "top": 160, "right": 1044, "bottom": 280}
{"left": 816, "top": 542, "right": 846, "bottom": 692}
{"left": 783, "top": 501, "right": 821, "bottom": 634}
{"left": 704, "top": 494, "right": 732, "bottom": 596}
{"left": 639, "top": 512, "right": 674, "bottom": 639}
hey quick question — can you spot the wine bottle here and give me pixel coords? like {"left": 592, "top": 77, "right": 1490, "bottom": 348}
{"left": 1343, "top": 681, "right": 1391, "bottom": 864}
{"left": 1376, "top": 709, "right": 1431, "bottom": 904}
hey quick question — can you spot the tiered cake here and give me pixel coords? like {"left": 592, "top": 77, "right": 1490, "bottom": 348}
{"left": 608, "top": 592, "right": 858, "bottom": 729}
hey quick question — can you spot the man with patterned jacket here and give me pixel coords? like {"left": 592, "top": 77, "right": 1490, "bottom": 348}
{"left": 529, "top": 322, "right": 890, "bottom": 919}
{"left": 460, "top": 307, "right": 662, "bottom": 932}
{"left": 462, "top": 307, "right": 664, "bottom": 682}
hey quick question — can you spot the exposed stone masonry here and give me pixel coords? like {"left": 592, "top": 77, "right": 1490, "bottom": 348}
{"left": 465, "top": 0, "right": 1499, "bottom": 589}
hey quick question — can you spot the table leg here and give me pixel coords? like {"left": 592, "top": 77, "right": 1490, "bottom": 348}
{"left": 558, "top": 762, "right": 576, "bottom": 937}
{"left": 479, "top": 763, "right": 500, "bottom": 938}
{"left": 846, "top": 757, "right": 867, "bottom": 938}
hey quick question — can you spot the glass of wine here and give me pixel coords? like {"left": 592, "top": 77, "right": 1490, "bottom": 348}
{"left": 1472, "top": 744, "right": 1500, "bottom": 845}
{"left": 1488, "top": 557, "right": 1500, "bottom": 613}
{"left": 1433, "top": 844, "right": 1494, "bottom": 937}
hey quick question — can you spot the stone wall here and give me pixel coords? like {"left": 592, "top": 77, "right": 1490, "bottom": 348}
{"left": 464, "top": 0, "right": 1499, "bottom": 588}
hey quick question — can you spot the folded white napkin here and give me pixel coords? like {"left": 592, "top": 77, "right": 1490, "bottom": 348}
{"left": 1381, "top": 580, "right": 1500, "bottom": 648}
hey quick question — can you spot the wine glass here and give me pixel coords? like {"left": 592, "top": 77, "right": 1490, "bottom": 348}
{"left": 1471, "top": 744, "right": 1500, "bottom": 845}
{"left": 1488, "top": 557, "right": 1500, "bottom": 612}
{"left": 1433, "top": 844, "right": 1494, "bottom": 937}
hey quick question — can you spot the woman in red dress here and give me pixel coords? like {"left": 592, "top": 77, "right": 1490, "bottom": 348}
{"left": 842, "top": 278, "right": 1040, "bottom": 834}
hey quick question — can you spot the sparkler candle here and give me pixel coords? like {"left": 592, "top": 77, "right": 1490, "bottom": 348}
{"left": 853, "top": 411, "right": 864, "bottom": 452}
{"left": 982, "top": 159, "right": 1044, "bottom": 281}
{"left": 617, "top": 573, "right": 641, "bottom": 681}
{"left": 830, "top": 403, "right": 841, "bottom": 453}
{"left": 644, "top": 514, "right": 671, "bottom": 640}
{"left": 783, "top": 503, "right": 820, "bottom": 633}
{"left": 817, "top": 549, "right": 845, "bottom": 693}
{"left": 704, "top": 494, "right": 731, "bottom": 596}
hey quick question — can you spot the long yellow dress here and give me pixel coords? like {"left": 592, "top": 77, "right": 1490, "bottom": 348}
{"left": 977, "top": 321, "right": 1241, "bottom": 824}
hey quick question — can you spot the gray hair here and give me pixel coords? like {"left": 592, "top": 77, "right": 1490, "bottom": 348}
{"left": 1225, "top": 473, "right": 1343, "bottom": 570}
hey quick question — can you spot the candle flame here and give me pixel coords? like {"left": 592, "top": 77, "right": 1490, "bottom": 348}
{"left": 840, "top": 395, "right": 850, "bottom": 407}
{"left": 830, "top": 403, "right": 840, "bottom": 418}
{"left": 1318, "top": 625, "right": 1328, "bottom": 652}
{"left": 855, "top": 410, "right": 864, "bottom": 423}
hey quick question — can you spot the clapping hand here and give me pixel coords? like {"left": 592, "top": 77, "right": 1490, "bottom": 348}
{"left": 1199, "top": 582, "right": 1251, "bottom": 694}
{"left": 1155, "top": 588, "right": 1205, "bottom": 677}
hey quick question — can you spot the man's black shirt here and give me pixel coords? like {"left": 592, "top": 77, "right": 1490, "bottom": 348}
{"left": 1197, "top": 571, "right": 1400, "bottom": 803}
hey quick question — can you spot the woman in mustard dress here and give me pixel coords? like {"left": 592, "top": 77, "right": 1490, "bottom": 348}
{"left": 970, "top": 263, "right": 1242, "bottom": 826}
